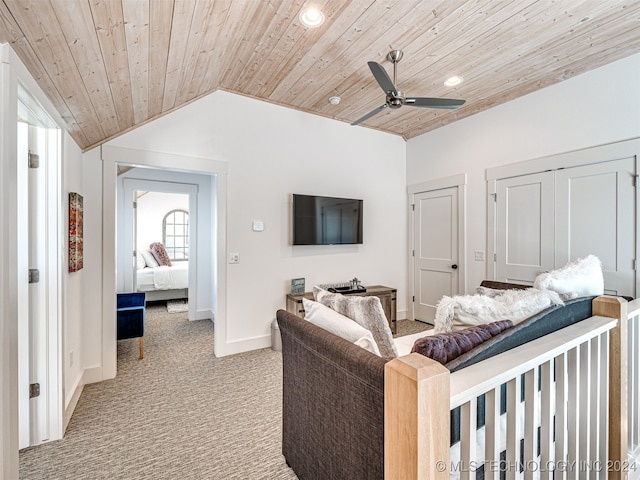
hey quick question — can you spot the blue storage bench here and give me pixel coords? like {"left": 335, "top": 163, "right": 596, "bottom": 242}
{"left": 117, "top": 292, "right": 146, "bottom": 359}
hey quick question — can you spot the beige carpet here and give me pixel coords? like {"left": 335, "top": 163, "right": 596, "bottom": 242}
{"left": 19, "top": 305, "right": 297, "bottom": 480}
{"left": 18, "top": 309, "right": 431, "bottom": 480}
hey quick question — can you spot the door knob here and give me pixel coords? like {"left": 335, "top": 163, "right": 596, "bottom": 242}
{"left": 451, "top": 264, "right": 458, "bottom": 269}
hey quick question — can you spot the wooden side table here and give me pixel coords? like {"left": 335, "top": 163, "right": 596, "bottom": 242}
{"left": 286, "top": 285, "right": 397, "bottom": 334}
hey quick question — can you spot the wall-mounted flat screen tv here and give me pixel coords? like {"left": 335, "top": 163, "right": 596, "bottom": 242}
{"left": 291, "top": 194, "right": 363, "bottom": 245}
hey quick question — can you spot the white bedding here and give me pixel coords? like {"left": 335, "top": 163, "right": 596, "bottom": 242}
{"left": 136, "top": 262, "right": 189, "bottom": 291}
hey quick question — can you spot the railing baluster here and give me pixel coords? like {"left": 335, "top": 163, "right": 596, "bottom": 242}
{"left": 556, "top": 352, "right": 568, "bottom": 480}
{"left": 579, "top": 341, "right": 591, "bottom": 480}
{"left": 568, "top": 346, "right": 580, "bottom": 480}
{"left": 596, "top": 332, "right": 610, "bottom": 480}
{"left": 506, "top": 375, "right": 522, "bottom": 480}
{"left": 460, "top": 399, "right": 477, "bottom": 480}
{"left": 485, "top": 387, "right": 501, "bottom": 480}
{"left": 524, "top": 368, "right": 538, "bottom": 480}
{"left": 630, "top": 313, "right": 639, "bottom": 452}
{"left": 540, "top": 360, "right": 554, "bottom": 480}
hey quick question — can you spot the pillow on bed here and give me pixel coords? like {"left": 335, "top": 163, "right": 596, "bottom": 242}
{"left": 136, "top": 250, "right": 147, "bottom": 270}
{"left": 140, "top": 249, "right": 159, "bottom": 268}
{"left": 314, "top": 287, "right": 398, "bottom": 359}
{"left": 411, "top": 320, "right": 513, "bottom": 364}
{"left": 534, "top": 254, "right": 603, "bottom": 297}
{"left": 434, "top": 288, "right": 564, "bottom": 333}
{"left": 150, "top": 242, "right": 172, "bottom": 267}
{"left": 303, "top": 298, "right": 381, "bottom": 356}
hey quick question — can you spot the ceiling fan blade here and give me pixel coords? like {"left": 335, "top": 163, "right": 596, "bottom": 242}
{"left": 368, "top": 62, "right": 397, "bottom": 94}
{"left": 406, "top": 97, "right": 466, "bottom": 109}
{"left": 351, "top": 104, "right": 389, "bottom": 125}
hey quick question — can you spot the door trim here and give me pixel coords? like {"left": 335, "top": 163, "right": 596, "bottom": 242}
{"left": 101, "top": 145, "right": 228, "bottom": 382}
{"left": 408, "top": 173, "right": 466, "bottom": 320}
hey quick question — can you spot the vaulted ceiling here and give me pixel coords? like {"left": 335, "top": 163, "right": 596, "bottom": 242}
{"left": 1, "top": 1, "right": 639, "bottom": 151}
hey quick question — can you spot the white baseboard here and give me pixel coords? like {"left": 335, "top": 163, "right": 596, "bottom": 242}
{"left": 83, "top": 365, "right": 105, "bottom": 385}
{"left": 64, "top": 373, "right": 85, "bottom": 433}
{"left": 224, "top": 334, "right": 272, "bottom": 356}
{"left": 195, "top": 309, "right": 213, "bottom": 321}
{"left": 397, "top": 308, "right": 408, "bottom": 320}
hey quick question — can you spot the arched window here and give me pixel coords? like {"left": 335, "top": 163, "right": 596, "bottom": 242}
{"left": 163, "top": 209, "right": 189, "bottom": 260}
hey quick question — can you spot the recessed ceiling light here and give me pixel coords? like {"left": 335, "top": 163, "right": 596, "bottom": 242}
{"left": 329, "top": 96, "right": 341, "bottom": 105}
{"left": 444, "top": 75, "right": 464, "bottom": 87}
{"left": 299, "top": 7, "right": 325, "bottom": 28}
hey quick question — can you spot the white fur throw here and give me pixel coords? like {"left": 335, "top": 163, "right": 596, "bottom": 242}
{"left": 534, "top": 255, "right": 604, "bottom": 297}
{"left": 314, "top": 287, "right": 398, "bottom": 359}
{"left": 434, "top": 288, "right": 564, "bottom": 334}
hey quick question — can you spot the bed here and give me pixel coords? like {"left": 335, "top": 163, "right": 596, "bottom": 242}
{"left": 136, "top": 261, "right": 189, "bottom": 301}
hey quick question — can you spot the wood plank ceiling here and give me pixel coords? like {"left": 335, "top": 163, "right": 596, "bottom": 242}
{"left": 0, "top": 0, "right": 639, "bottom": 151}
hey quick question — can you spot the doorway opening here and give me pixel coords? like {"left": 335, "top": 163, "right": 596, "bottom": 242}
{"left": 117, "top": 171, "right": 203, "bottom": 323}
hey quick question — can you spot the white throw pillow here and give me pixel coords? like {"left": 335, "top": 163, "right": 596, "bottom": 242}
{"left": 140, "top": 249, "right": 159, "bottom": 268}
{"left": 136, "top": 250, "right": 147, "bottom": 270}
{"left": 303, "top": 298, "right": 381, "bottom": 356}
{"left": 534, "top": 255, "right": 604, "bottom": 297}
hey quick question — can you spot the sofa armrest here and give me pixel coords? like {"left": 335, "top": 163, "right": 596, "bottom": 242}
{"left": 276, "top": 309, "right": 387, "bottom": 479}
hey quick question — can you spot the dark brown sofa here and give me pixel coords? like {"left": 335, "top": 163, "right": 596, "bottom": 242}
{"left": 276, "top": 282, "right": 603, "bottom": 480}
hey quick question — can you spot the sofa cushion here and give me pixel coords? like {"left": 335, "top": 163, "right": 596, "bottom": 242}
{"left": 302, "top": 298, "right": 381, "bottom": 356}
{"left": 411, "top": 320, "right": 513, "bottom": 364}
{"left": 534, "top": 254, "right": 604, "bottom": 297}
{"left": 314, "top": 287, "right": 398, "bottom": 360}
{"left": 434, "top": 287, "right": 564, "bottom": 333}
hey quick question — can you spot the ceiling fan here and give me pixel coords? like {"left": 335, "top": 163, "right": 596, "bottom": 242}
{"left": 351, "top": 50, "right": 466, "bottom": 126}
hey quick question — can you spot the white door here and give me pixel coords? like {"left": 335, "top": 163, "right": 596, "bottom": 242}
{"left": 496, "top": 172, "right": 555, "bottom": 284}
{"left": 555, "top": 158, "right": 636, "bottom": 297}
{"left": 413, "top": 187, "right": 459, "bottom": 323}
{"left": 495, "top": 159, "right": 636, "bottom": 296}
{"left": 18, "top": 123, "right": 49, "bottom": 448}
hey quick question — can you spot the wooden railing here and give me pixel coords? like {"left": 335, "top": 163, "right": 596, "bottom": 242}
{"left": 385, "top": 296, "right": 640, "bottom": 480}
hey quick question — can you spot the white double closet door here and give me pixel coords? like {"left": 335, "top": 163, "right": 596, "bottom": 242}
{"left": 495, "top": 157, "right": 636, "bottom": 297}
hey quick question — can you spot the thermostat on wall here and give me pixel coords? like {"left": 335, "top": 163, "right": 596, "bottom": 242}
{"left": 252, "top": 220, "right": 264, "bottom": 232}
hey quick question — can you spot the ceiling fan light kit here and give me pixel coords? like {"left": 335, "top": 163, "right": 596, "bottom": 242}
{"left": 351, "top": 50, "right": 466, "bottom": 126}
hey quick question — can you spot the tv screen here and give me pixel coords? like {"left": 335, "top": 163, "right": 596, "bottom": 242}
{"left": 291, "top": 194, "right": 363, "bottom": 245}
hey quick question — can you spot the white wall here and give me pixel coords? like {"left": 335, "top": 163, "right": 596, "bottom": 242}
{"left": 90, "top": 90, "right": 407, "bottom": 354}
{"left": 61, "top": 132, "right": 84, "bottom": 416}
{"left": 135, "top": 191, "right": 189, "bottom": 252}
{"left": 81, "top": 147, "right": 105, "bottom": 381}
{"left": 407, "top": 53, "right": 640, "bottom": 292}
